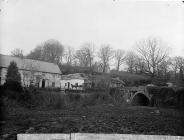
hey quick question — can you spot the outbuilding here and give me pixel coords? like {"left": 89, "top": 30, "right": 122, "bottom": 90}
{"left": 60, "top": 73, "right": 91, "bottom": 91}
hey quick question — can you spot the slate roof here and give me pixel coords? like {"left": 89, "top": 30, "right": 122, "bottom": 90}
{"left": 0, "top": 54, "right": 62, "bottom": 74}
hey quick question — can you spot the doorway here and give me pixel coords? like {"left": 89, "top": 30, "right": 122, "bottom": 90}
{"left": 42, "top": 79, "right": 45, "bottom": 88}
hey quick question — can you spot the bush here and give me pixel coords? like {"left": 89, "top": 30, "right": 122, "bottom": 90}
{"left": 2, "top": 86, "right": 129, "bottom": 110}
{"left": 4, "top": 81, "right": 22, "bottom": 92}
{"left": 80, "top": 92, "right": 110, "bottom": 107}
{"left": 176, "top": 88, "right": 184, "bottom": 109}
{"left": 148, "top": 86, "right": 179, "bottom": 107}
{"left": 4, "top": 61, "right": 22, "bottom": 92}
{"left": 109, "top": 88, "right": 125, "bottom": 105}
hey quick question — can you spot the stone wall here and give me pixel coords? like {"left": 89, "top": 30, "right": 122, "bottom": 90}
{"left": 0, "top": 67, "right": 61, "bottom": 88}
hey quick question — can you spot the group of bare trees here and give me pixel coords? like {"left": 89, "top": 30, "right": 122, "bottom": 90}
{"left": 11, "top": 37, "right": 184, "bottom": 80}
{"left": 135, "top": 38, "right": 169, "bottom": 77}
{"left": 11, "top": 48, "right": 24, "bottom": 58}
{"left": 74, "top": 43, "right": 95, "bottom": 70}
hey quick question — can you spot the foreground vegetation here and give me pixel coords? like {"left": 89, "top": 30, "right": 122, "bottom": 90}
{"left": 0, "top": 89, "right": 184, "bottom": 140}
{"left": 1, "top": 100, "right": 184, "bottom": 140}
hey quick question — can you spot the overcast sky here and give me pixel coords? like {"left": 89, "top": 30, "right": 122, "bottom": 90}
{"left": 0, "top": 0, "right": 184, "bottom": 57}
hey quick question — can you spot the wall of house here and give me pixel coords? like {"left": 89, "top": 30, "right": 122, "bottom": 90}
{"left": 60, "top": 79, "right": 84, "bottom": 90}
{"left": 0, "top": 67, "right": 61, "bottom": 88}
{"left": 0, "top": 68, "right": 7, "bottom": 85}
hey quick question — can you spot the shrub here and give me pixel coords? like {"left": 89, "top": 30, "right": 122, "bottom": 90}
{"left": 148, "top": 86, "right": 179, "bottom": 107}
{"left": 4, "top": 81, "right": 22, "bottom": 93}
{"left": 176, "top": 88, "right": 184, "bottom": 109}
{"left": 4, "top": 61, "right": 22, "bottom": 92}
{"left": 79, "top": 92, "right": 109, "bottom": 107}
{"left": 109, "top": 88, "right": 125, "bottom": 105}
{"left": 2, "top": 86, "right": 129, "bottom": 110}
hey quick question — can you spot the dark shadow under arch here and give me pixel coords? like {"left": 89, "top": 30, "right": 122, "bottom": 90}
{"left": 131, "top": 93, "right": 150, "bottom": 106}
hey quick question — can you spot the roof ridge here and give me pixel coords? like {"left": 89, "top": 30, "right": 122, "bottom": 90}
{"left": 0, "top": 53, "right": 58, "bottom": 66}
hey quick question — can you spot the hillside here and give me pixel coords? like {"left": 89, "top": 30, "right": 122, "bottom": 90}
{"left": 59, "top": 64, "right": 151, "bottom": 86}
{"left": 92, "top": 71, "right": 151, "bottom": 86}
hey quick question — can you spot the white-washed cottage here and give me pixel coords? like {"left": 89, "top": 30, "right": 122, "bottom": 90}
{"left": 0, "top": 54, "right": 62, "bottom": 88}
{"left": 60, "top": 73, "right": 91, "bottom": 91}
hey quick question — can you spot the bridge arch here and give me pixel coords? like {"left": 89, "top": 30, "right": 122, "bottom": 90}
{"left": 131, "top": 92, "right": 150, "bottom": 106}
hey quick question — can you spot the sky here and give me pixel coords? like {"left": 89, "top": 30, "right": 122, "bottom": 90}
{"left": 0, "top": 0, "right": 184, "bottom": 57}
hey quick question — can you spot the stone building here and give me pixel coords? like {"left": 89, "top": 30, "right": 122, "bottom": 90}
{"left": 60, "top": 73, "right": 91, "bottom": 91}
{"left": 0, "top": 54, "right": 62, "bottom": 88}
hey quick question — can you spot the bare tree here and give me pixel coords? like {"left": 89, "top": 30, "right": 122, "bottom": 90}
{"left": 64, "top": 46, "right": 75, "bottom": 65}
{"left": 74, "top": 49, "right": 89, "bottom": 67}
{"left": 74, "top": 42, "right": 95, "bottom": 71}
{"left": 171, "top": 57, "right": 184, "bottom": 86}
{"left": 125, "top": 51, "right": 137, "bottom": 73}
{"left": 179, "top": 66, "right": 184, "bottom": 82}
{"left": 81, "top": 43, "right": 95, "bottom": 71}
{"left": 98, "top": 44, "right": 113, "bottom": 73}
{"left": 92, "top": 61, "right": 104, "bottom": 72}
{"left": 134, "top": 57, "right": 147, "bottom": 74}
{"left": 135, "top": 37, "right": 170, "bottom": 77}
{"left": 114, "top": 49, "right": 126, "bottom": 71}
{"left": 171, "top": 56, "right": 184, "bottom": 79}
{"left": 11, "top": 48, "right": 24, "bottom": 58}
{"left": 157, "top": 58, "right": 171, "bottom": 79}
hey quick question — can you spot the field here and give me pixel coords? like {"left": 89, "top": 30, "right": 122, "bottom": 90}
{"left": 1, "top": 102, "right": 184, "bottom": 140}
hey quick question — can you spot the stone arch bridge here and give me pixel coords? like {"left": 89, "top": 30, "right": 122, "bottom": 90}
{"left": 121, "top": 86, "right": 153, "bottom": 106}
{"left": 122, "top": 86, "right": 178, "bottom": 106}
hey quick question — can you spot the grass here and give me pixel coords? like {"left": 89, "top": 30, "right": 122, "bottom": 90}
{"left": 110, "top": 71, "right": 151, "bottom": 86}
{"left": 1, "top": 103, "right": 184, "bottom": 140}
{"left": 1, "top": 88, "right": 184, "bottom": 139}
